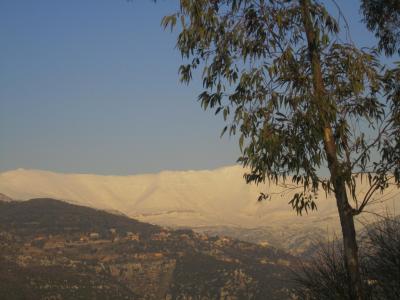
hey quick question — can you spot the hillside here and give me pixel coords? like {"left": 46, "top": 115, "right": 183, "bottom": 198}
{"left": 1, "top": 166, "right": 398, "bottom": 253}
{"left": 0, "top": 198, "right": 297, "bottom": 299}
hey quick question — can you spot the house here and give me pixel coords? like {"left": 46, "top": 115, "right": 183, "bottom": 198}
{"left": 126, "top": 231, "right": 140, "bottom": 241}
{"left": 89, "top": 232, "right": 100, "bottom": 240}
{"left": 151, "top": 231, "right": 170, "bottom": 241}
{"left": 80, "top": 235, "right": 89, "bottom": 242}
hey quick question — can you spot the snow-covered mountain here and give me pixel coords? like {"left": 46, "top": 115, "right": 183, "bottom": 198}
{"left": 0, "top": 192, "right": 14, "bottom": 202}
{"left": 0, "top": 166, "right": 398, "bottom": 252}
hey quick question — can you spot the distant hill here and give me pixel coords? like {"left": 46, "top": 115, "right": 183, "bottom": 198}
{"left": 0, "top": 198, "right": 158, "bottom": 238}
{"left": 1, "top": 166, "right": 398, "bottom": 254}
{"left": 0, "top": 198, "right": 297, "bottom": 299}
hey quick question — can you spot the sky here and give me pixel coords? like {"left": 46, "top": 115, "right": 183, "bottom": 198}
{"left": 0, "top": 0, "right": 383, "bottom": 175}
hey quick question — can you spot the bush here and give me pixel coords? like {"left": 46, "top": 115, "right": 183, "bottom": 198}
{"left": 364, "top": 217, "right": 400, "bottom": 299}
{"left": 291, "top": 216, "right": 400, "bottom": 300}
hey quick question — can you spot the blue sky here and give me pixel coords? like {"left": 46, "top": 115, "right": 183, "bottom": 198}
{"left": 0, "top": 0, "right": 382, "bottom": 175}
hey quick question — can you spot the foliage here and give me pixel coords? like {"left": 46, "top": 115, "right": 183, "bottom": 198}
{"left": 162, "top": 0, "right": 398, "bottom": 215}
{"left": 361, "top": 0, "right": 400, "bottom": 56}
{"left": 380, "top": 63, "right": 400, "bottom": 182}
{"left": 364, "top": 217, "right": 400, "bottom": 299}
{"left": 291, "top": 216, "right": 400, "bottom": 300}
{"left": 291, "top": 241, "right": 373, "bottom": 300}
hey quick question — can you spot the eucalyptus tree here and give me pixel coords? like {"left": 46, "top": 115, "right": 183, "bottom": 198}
{"left": 162, "top": 0, "right": 399, "bottom": 299}
{"left": 361, "top": 0, "right": 400, "bottom": 56}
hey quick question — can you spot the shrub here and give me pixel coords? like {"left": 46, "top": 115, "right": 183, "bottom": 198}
{"left": 292, "top": 216, "right": 400, "bottom": 300}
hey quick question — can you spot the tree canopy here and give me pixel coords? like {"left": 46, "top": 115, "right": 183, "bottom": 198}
{"left": 163, "top": 0, "right": 399, "bottom": 214}
{"left": 361, "top": 0, "right": 400, "bottom": 56}
{"left": 162, "top": 1, "right": 400, "bottom": 298}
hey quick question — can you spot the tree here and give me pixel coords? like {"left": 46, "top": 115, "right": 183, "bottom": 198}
{"left": 162, "top": 1, "right": 399, "bottom": 299}
{"left": 361, "top": 0, "right": 400, "bottom": 56}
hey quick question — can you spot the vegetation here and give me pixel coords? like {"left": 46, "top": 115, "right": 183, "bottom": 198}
{"left": 162, "top": 1, "right": 400, "bottom": 298}
{"left": 361, "top": 0, "right": 400, "bottom": 56}
{"left": 0, "top": 198, "right": 159, "bottom": 238}
{"left": 292, "top": 216, "right": 400, "bottom": 299}
{"left": 0, "top": 198, "right": 297, "bottom": 299}
{"left": 363, "top": 217, "right": 400, "bottom": 299}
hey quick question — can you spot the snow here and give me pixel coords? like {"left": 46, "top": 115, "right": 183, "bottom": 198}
{"left": 0, "top": 166, "right": 398, "bottom": 232}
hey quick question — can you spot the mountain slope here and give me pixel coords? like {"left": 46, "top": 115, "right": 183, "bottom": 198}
{"left": 1, "top": 166, "right": 398, "bottom": 253}
{"left": 0, "top": 198, "right": 296, "bottom": 299}
{"left": 0, "top": 193, "right": 13, "bottom": 202}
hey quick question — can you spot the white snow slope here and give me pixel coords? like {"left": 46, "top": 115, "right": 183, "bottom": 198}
{"left": 0, "top": 166, "right": 398, "bottom": 233}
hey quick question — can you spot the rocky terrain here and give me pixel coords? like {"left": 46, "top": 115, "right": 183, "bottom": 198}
{"left": 0, "top": 198, "right": 297, "bottom": 299}
{"left": 1, "top": 167, "right": 398, "bottom": 254}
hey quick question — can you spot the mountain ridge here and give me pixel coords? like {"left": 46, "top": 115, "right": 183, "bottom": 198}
{"left": 1, "top": 166, "right": 398, "bottom": 253}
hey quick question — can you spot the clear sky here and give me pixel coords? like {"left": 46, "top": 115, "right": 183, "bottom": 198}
{"left": 0, "top": 0, "right": 382, "bottom": 175}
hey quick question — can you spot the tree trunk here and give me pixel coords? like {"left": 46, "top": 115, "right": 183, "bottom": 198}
{"left": 334, "top": 179, "right": 364, "bottom": 300}
{"left": 299, "top": 0, "right": 364, "bottom": 299}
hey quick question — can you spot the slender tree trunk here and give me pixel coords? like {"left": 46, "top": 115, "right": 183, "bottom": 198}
{"left": 325, "top": 124, "right": 364, "bottom": 300}
{"left": 299, "top": 0, "right": 364, "bottom": 299}
{"left": 334, "top": 178, "right": 364, "bottom": 299}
